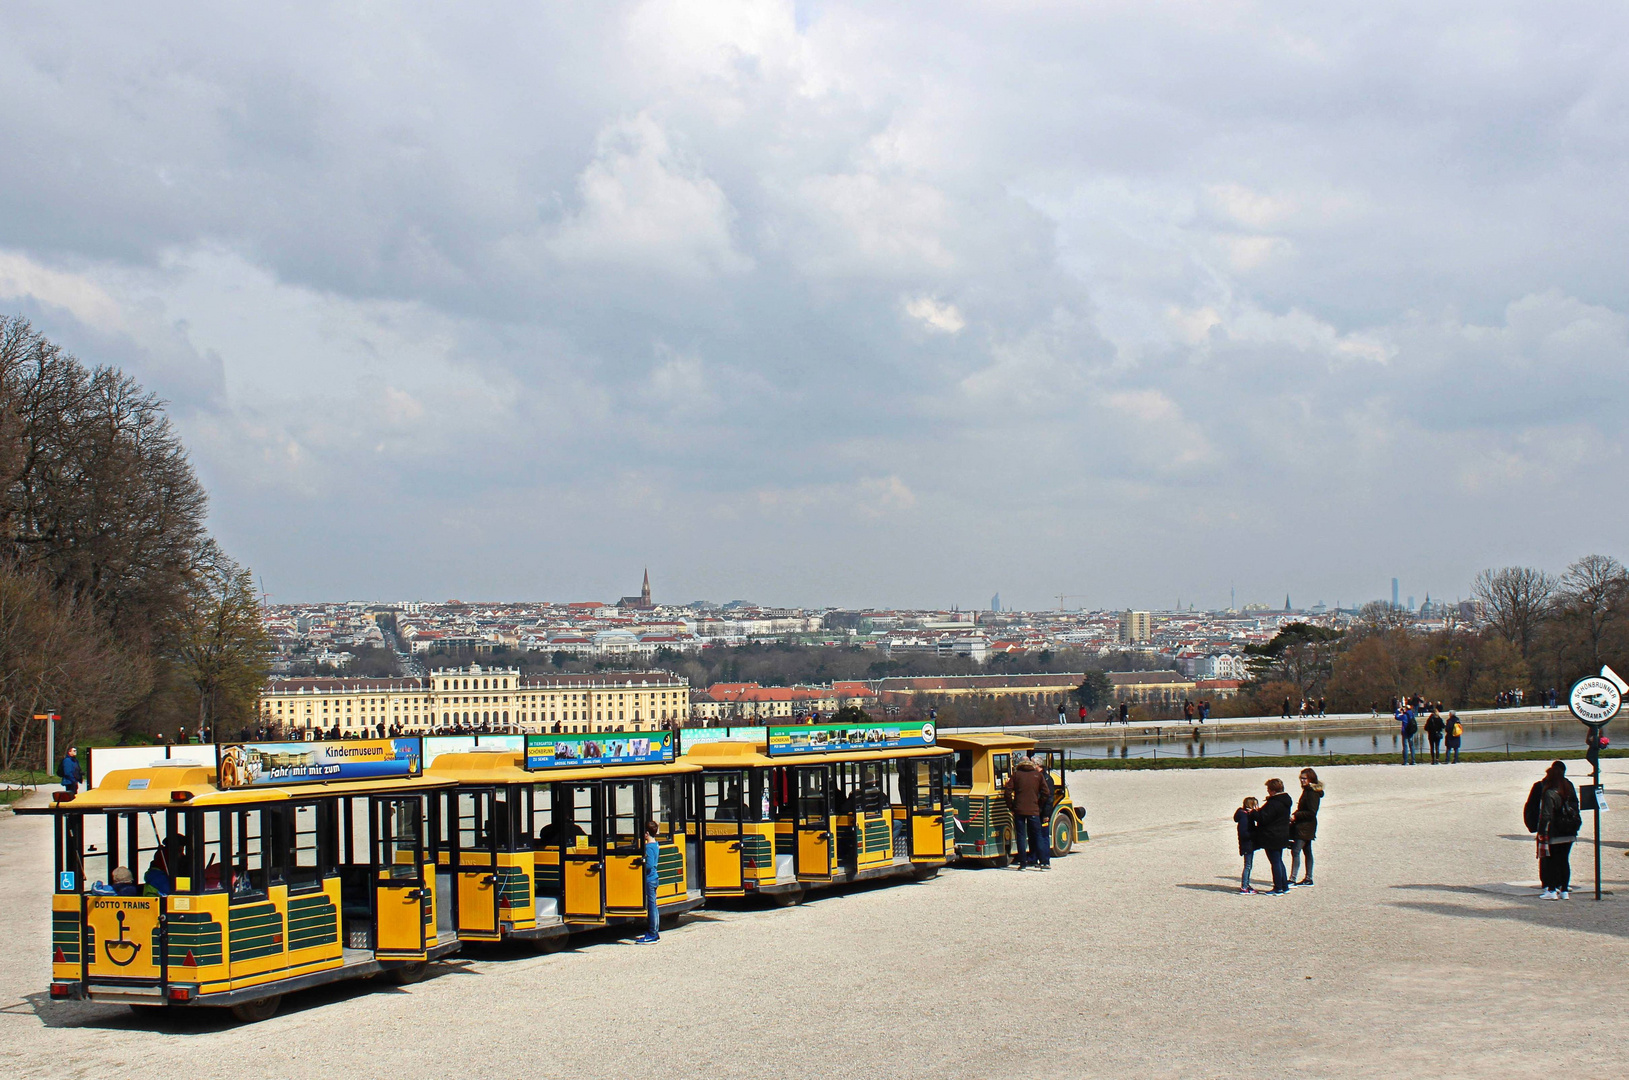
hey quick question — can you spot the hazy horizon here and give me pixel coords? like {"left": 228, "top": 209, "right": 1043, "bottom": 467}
{"left": 4, "top": 3, "right": 1625, "bottom": 611}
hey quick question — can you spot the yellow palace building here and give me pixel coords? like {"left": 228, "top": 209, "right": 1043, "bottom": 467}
{"left": 259, "top": 664, "right": 690, "bottom": 736}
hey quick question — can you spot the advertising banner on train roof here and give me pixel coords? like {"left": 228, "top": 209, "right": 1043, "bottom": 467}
{"left": 766, "top": 722, "right": 936, "bottom": 757}
{"left": 676, "top": 726, "right": 768, "bottom": 750}
{"left": 524, "top": 731, "right": 676, "bottom": 770}
{"left": 216, "top": 738, "right": 423, "bottom": 789}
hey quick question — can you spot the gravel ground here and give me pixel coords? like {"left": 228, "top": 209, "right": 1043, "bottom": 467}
{"left": 3, "top": 758, "right": 1625, "bottom": 1080}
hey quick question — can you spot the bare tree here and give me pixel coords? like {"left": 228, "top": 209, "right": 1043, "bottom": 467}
{"left": 1472, "top": 566, "right": 1556, "bottom": 659}
{"left": 1551, "top": 554, "right": 1629, "bottom": 677}
{"left": 171, "top": 542, "right": 272, "bottom": 739}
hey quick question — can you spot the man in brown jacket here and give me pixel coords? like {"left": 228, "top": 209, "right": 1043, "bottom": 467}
{"left": 1003, "top": 756, "right": 1053, "bottom": 869}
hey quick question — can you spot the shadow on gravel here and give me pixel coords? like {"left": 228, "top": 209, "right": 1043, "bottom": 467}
{"left": 1174, "top": 882, "right": 1247, "bottom": 893}
{"left": 1387, "top": 884, "right": 1629, "bottom": 941}
{"left": 4, "top": 960, "right": 469, "bottom": 1032}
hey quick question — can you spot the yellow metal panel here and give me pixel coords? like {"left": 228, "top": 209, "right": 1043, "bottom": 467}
{"left": 85, "top": 895, "right": 162, "bottom": 981}
{"left": 375, "top": 882, "right": 425, "bottom": 957}
{"left": 458, "top": 871, "right": 497, "bottom": 933}
{"left": 704, "top": 838, "right": 742, "bottom": 891}
{"left": 604, "top": 854, "right": 644, "bottom": 912}
{"left": 797, "top": 825, "right": 831, "bottom": 880}
{"left": 562, "top": 859, "right": 602, "bottom": 920}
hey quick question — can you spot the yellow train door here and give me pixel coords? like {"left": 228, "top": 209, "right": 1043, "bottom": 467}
{"left": 699, "top": 771, "right": 744, "bottom": 892}
{"left": 372, "top": 797, "right": 429, "bottom": 960}
{"left": 560, "top": 784, "right": 604, "bottom": 921}
{"left": 908, "top": 758, "right": 948, "bottom": 860}
{"left": 453, "top": 790, "right": 499, "bottom": 936}
{"left": 794, "top": 765, "right": 833, "bottom": 882}
{"left": 603, "top": 780, "right": 646, "bottom": 914}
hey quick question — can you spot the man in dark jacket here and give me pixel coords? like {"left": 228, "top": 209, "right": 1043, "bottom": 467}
{"left": 1003, "top": 757, "right": 1052, "bottom": 869}
{"left": 1255, "top": 778, "right": 1294, "bottom": 894}
{"left": 59, "top": 746, "right": 83, "bottom": 795}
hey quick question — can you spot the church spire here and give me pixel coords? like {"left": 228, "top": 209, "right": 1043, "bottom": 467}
{"left": 641, "top": 568, "right": 651, "bottom": 606}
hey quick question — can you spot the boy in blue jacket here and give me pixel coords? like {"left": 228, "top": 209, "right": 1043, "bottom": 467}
{"left": 634, "top": 820, "right": 662, "bottom": 944}
{"left": 1235, "top": 796, "right": 1260, "bottom": 893}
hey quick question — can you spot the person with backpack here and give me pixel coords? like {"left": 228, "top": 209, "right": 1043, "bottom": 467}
{"left": 1396, "top": 705, "right": 1418, "bottom": 765}
{"left": 1424, "top": 710, "right": 1446, "bottom": 764}
{"left": 1524, "top": 762, "right": 1581, "bottom": 900}
{"left": 1002, "top": 755, "right": 1053, "bottom": 869}
{"left": 1444, "top": 712, "right": 1463, "bottom": 763}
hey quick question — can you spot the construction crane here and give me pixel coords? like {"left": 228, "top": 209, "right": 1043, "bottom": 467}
{"left": 1055, "top": 594, "right": 1091, "bottom": 611}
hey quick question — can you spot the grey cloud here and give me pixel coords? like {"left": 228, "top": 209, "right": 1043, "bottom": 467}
{"left": 1, "top": 1, "right": 1626, "bottom": 607}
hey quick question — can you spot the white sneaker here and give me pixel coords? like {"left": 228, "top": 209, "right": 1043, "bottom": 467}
{"left": 1560, "top": 889, "right": 1571, "bottom": 900}
{"left": 1540, "top": 889, "right": 1558, "bottom": 901}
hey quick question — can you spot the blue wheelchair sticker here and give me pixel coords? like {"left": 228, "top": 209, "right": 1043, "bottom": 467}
{"left": 60, "top": 870, "right": 75, "bottom": 892}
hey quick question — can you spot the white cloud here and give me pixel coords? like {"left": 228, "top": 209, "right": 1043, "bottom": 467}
{"left": 549, "top": 114, "right": 753, "bottom": 277}
{"left": 903, "top": 295, "right": 965, "bottom": 333}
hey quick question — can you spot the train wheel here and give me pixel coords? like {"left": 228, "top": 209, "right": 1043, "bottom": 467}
{"left": 390, "top": 961, "right": 428, "bottom": 985}
{"left": 229, "top": 995, "right": 282, "bottom": 1023}
{"left": 534, "top": 934, "right": 569, "bottom": 954}
{"left": 771, "top": 887, "right": 804, "bottom": 907}
{"left": 1049, "top": 812, "right": 1075, "bottom": 857}
{"left": 912, "top": 865, "right": 940, "bottom": 881}
{"left": 990, "top": 852, "right": 1011, "bottom": 869}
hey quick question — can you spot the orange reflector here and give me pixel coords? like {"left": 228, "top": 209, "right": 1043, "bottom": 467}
{"left": 53, "top": 946, "right": 65, "bottom": 963}
{"left": 183, "top": 950, "right": 197, "bottom": 967}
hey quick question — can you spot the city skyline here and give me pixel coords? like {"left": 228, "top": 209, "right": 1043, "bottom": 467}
{"left": 3, "top": 5, "right": 1625, "bottom": 610}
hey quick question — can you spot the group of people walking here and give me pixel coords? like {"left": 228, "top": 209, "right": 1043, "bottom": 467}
{"left": 1233, "top": 768, "right": 1322, "bottom": 895}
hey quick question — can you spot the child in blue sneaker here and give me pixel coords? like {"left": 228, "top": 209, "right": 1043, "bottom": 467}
{"left": 1235, "top": 796, "right": 1260, "bottom": 893}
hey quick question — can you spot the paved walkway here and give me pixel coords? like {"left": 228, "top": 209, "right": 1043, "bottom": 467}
{"left": 2, "top": 759, "right": 1625, "bottom": 1079}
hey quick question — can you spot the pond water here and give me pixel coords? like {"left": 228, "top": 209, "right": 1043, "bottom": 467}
{"left": 1077, "top": 720, "right": 1600, "bottom": 760}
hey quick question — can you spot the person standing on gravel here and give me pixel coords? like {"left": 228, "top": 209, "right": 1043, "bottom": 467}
{"left": 1003, "top": 755, "right": 1051, "bottom": 869}
{"left": 1396, "top": 705, "right": 1418, "bottom": 765}
{"left": 1526, "top": 762, "right": 1581, "bottom": 901}
{"left": 634, "top": 820, "right": 663, "bottom": 943}
{"left": 1235, "top": 796, "right": 1261, "bottom": 893}
{"left": 1255, "top": 779, "right": 1294, "bottom": 895}
{"left": 1444, "top": 713, "right": 1463, "bottom": 763}
{"left": 1424, "top": 710, "right": 1445, "bottom": 764}
{"left": 1287, "top": 768, "right": 1322, "bottom": 887}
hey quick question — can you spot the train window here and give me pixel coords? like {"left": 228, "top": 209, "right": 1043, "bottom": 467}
{"left": 532, "top": 783, "right": 562, "bottom": 846}
{"left": 953, "top": 751, "right": 974, "bottom": 788}
{"left": 858, "top": 762, "right": 886, "bottom": 814}
{"left": 992, "top": 754, "right": 1012, "bottom": 791}
{"left": 286, "top": 802, "right": 332, "bottom": 892}
{"left": 745, "top": 770, "right": 768, "bottom": 823}
{"left": 227, "top": 809, "right": 267, "bottom": 899}
{"left": 378, "top": 799, "right": 422, "bottom": 881}
{"left": 77, "top": 813, "right": 113, "bottom": 891}
{"left": 607, "top": 782, "right": 640, "bottom": 851}
{"left": 701, "top": 773, "right": 742, "bottom": 822}
{"left": 797, "top": 768, "right": 829, "bottom": 825}
{"left": 649, "top": 777, "right": 678, "bottom": 836}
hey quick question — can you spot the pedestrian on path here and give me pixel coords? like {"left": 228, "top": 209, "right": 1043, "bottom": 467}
{"left": 59, "top": 746, "right": 83, "bottom": 795}
{"left": 1525, "top": 762, "right": 1580, "bottom": 901}
{"left": 1002, "top": 755, "right": 1052, "bottom": 869}
{"left": 1235, "top": 796, "right": 1261, "bottom": 893}
{"left": 1425, "top": 710, "right": 1445, "bottom": 764}
{"left": 1256, "top": 779, "right": 1294, "bottom": 895}
{"left": 1397, "top": 706, "right": 1418, "bottom": 765}
{"left": 1444, "top": 713, "right": 1463, "bottom": 763}
{"left": 1288, "top": 768, "right": 1322, "bottom": 887}
{"left": 634, "top": 820, "right": 663, "bottom": 943}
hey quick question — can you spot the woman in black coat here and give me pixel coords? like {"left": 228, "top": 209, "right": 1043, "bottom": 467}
{"left": 1526, "top": 761, "right": 1580, "bottom": 900}
{"left": 1255, "top": 778, "right": 1295, "bottom": 895}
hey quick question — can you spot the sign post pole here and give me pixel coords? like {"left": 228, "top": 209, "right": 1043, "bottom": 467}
{"left": 1568, "top": 665, "right": 1625, "bottom": 902}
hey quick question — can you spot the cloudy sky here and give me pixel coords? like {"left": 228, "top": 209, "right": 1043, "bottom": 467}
{"left": 2, "top": 1, "right": 1626, "bottom": 610}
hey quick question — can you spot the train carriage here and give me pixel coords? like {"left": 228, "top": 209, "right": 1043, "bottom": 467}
{"left": 682, "top": 721, "right": 954, "bottom": 904}
{"left": 26, "top": 738, "right": 458, "bottom": 1022}
{"left": 425, "top": 731, "right": 702, "bottom": 947}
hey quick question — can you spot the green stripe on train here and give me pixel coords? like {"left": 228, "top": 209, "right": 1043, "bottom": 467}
{"left": 229, "top": 903, "right": 285, "bottom": 961}
{"left": 288, "top": 894, "right": 338, "bottom": 951}
{"left": 52, "top": 911, "right": 80, "bottom": 963}
{"left": 161, "top": 911, "right": 224, "bottom": 967}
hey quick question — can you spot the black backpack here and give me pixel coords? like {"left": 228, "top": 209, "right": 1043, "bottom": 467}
{"left": 1523, "top": 783, "right": 1542, "bottom": 833}
{"left": 1555, "top": 790, "right": 1583, "bottom": 837}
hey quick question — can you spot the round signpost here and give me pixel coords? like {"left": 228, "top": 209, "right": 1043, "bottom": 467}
{"left": 1568, "top": 668, "right": 1624, "bottom": 901}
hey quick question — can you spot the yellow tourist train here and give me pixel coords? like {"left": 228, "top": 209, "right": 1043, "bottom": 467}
{"left": 423, "top": 732, "right": 702, "bottom": 947}
{"left": 24, "top": 723, "right": 1085, "bottom": 1023}
{"left": 28, "top": 738, "right": 458, "bottom": 1022}
{"left": 682, "top": 722, "right": 954, "bottom": 904}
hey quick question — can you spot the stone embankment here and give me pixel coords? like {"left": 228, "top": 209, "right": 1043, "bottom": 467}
{"left": 952, "top": 706, "right": 1567, "bottom": 746}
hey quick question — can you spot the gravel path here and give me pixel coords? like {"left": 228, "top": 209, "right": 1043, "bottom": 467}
{"left": 3, "top": 758, "right": 1625, "bottom": 1079}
